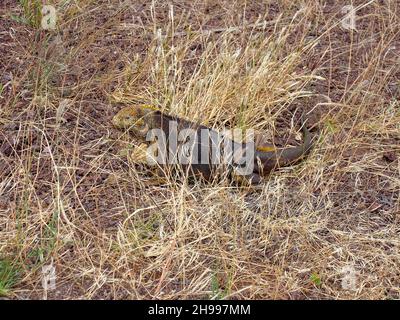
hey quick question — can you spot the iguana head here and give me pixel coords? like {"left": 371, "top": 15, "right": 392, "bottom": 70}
{"left": 112, "top": 105, "right": 158, "bottom": 137}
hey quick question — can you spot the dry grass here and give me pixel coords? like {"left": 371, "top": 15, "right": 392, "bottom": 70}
{"left": 0, "top": 0, "right": 399, "bottom": 299}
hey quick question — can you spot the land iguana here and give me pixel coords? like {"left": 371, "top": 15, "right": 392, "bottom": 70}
{"left": 112, "top": 105, "right": 313, "bottom": 184}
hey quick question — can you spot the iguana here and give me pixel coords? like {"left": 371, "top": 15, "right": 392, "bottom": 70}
{"left": 112, "top": 105, "right": 313, "bottom": 184}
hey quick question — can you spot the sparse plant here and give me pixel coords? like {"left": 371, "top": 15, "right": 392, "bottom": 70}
{"left": 19, "top": 0, "right": 42, "bottom": 28}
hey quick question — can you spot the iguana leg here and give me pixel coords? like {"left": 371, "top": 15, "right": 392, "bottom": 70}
{"left": 138, "top": 175, "right": 169, "bottom": 186}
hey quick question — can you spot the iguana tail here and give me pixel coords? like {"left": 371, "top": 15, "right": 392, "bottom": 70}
{"left": 254, "top": 118, "right": 313, "bottom": 174}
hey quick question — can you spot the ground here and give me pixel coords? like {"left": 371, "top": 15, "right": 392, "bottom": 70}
{"left": 0, "top": 0, "right": 399, "bottom": 299}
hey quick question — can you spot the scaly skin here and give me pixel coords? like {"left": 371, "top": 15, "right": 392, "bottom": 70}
{"left": 112, "top": 105, "right": 313, "bottom": 184}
